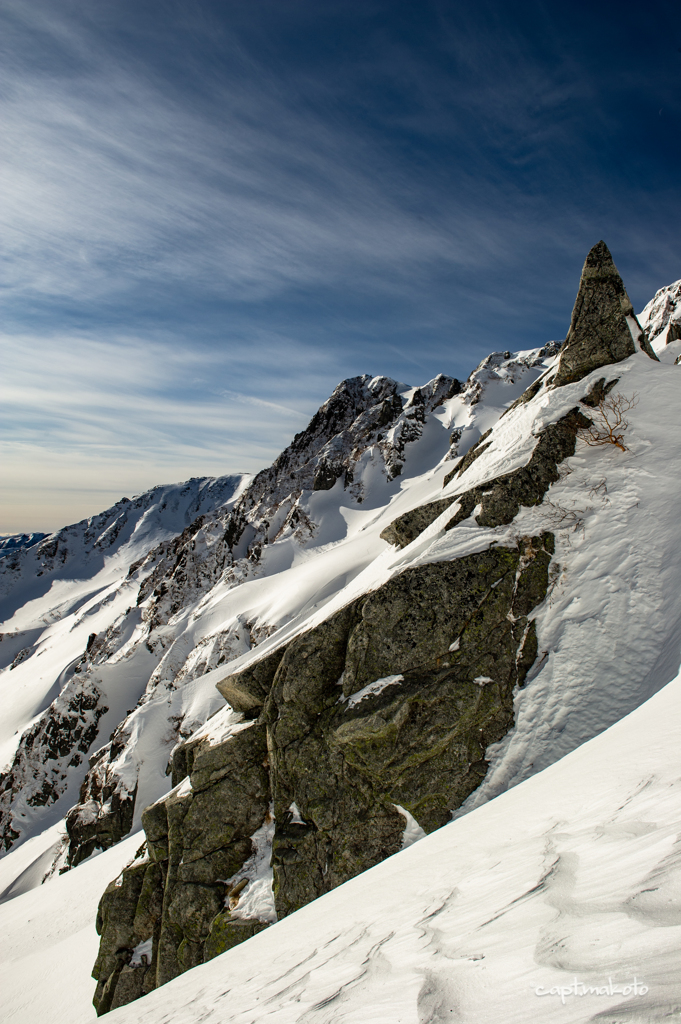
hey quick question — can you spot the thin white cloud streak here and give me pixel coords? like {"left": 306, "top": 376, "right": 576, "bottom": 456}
{"left": 0, "top": 330, "right": 328, "bottom": 533}
{"left": 1, "top": 333, "right": 316, "bottom": 447}
{"left": 0, "top": 1, "right": 595, "bottom": 319}
{"left": 0, "top": 52, "right": 467, "bottom": 307}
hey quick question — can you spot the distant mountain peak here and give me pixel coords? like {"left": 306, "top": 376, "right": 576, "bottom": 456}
{"left": 638, "top": 277, "right": 681, "bottom": 348}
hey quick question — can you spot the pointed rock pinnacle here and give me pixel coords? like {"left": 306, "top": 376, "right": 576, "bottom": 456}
{"left": 553, "top": 240, "right": 657, "bottom": 387}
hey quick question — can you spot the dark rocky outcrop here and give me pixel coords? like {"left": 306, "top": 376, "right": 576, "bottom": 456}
{"left": 553, "top": 240, "right": 656, "bottom": 387}
{"left": 92, "top": 849, "right": 160, "bottom": 1015}
{"left": 92, "top": 723, "right": 271, "bottom": 1014}
{"left": 0, "top": 676, "right": 109, "bottom": 853}
{"left": 579, "top": 376, "right": 619, "bottom": 408}
{"left": 442, "top": 408, "right": 591, "bottom": 532}
{"left": 440, "top": 427, "right": 495, "bottom": 490}
{"left": 92, "top": 533, "right": 552, "bottom": 1012}
{"left": 381, "top": 407, "right": 590, "bottom": 551}
{"left": 215, "top": 644, "right": 290, "bottom": 717}
{"left": 451, "top": 428, "right": 493, "bottom": 480}
{"left": 379, "top": 496, "right": 458, "bottom": 549}
{"left": 65, "top": 742, "right": 137, "bottom": 868}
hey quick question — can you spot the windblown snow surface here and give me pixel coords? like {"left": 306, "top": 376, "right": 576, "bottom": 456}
{"left": 1, "top": 660, "right": 680, "bottom": 1023}
{"left": 1, "top": 304, "right": 681, "bottom": 1022}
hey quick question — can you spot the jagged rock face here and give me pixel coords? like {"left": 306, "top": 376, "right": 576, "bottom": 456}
{"left": 65, "top": 740, "right": 137, "bottom": 868}
{"left": 381, "top": 405, "right": 591, "bottom": 550}
{"left": 244, "top": 373, "right": 459, "bottom": 500}
{"left": 638, "top": 278, "right": 681, "bottom": 347}
{"left": 134, "top": 374, "right": 460, "bottom": 633}
{"left": 553, "top": 240, "right": 656, "bottom": 387}
{"left": 91, "top": 533, "right": 551, "bottom": 1013}
{"left": 0, "top": 670, "right": 109, "bottom": 853}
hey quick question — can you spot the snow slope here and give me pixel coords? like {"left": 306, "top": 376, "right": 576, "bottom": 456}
{"left": 130, "top": 337, "right": 681, "bottom": 821}
{"left": 0, "top": 349, "right": 555, "bottom": 863}
{"left": 1, "top": 654, "right": 679, "bottom": 1024}
{"left": 0, "top": 475, "right": 248, "bottom": 850}
{"left": 2, "top": 281, "right": 681, "bottom": 1020}
{"left": 639, "top": 277, "right": 681, "bottom": 352}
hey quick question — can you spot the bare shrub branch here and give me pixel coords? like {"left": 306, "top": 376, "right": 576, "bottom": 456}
{"left": 542, "top": 499, "right": 592, "bottom": 533}
{"left": 588, "top": 478, "right": 610, "bottom": 503}
{"left": 578, "top": 392, "right": 638, "bottom": 452}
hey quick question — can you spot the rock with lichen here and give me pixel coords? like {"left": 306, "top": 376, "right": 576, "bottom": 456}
{"left": 91, "top": 532, "right": 551, "bottom": 1012}
{"left": 552, "top": 239, "right": 656, "bottom": 387}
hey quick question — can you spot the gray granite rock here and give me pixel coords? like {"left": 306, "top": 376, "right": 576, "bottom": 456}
{"left": 553, "top": 240, "right": 656, "bottom": 387}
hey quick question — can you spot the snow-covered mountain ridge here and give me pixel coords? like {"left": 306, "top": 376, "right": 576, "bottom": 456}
{"left": 1, "top": 242, "right": 681, "bottom": 1022}
{"left": 1, "top": 348, "right": 556, "bottom": 871}
{"left": 0, "top": 475, "right": 249, "bottom": 852}
{"left": 0, "top": 533, "right": 48, "bottom": 559}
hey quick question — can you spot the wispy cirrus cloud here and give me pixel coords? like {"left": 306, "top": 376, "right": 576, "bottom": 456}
{"left": 1, "top": 7, "right": 475, "bottom": 314}
{"left": 0, "top": 329, "right": 329, "bottom": 533}
{"left": 1, "top": 0, "right": 680, "bottom": 533}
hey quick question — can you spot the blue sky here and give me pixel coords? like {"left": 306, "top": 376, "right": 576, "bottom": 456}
{"left": 2, "top": 0, "right": 681, "bottom": 533}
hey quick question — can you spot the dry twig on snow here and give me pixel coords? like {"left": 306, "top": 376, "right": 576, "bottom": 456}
{"left": 542, "top": 499, "right": 592, "bottom": 533}
{"left": 578, "top": 392, "right": 638, "bottom": 452}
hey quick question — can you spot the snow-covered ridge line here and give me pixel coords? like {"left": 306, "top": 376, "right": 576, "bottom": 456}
{"left": 0, "top": 533, "right": 48, "bottom": 559}
{"left": 0, "top": 474, "right": 249, "bottom": 626}
{"left": 0, "top": 345, "right": 552, "bottom": 866}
